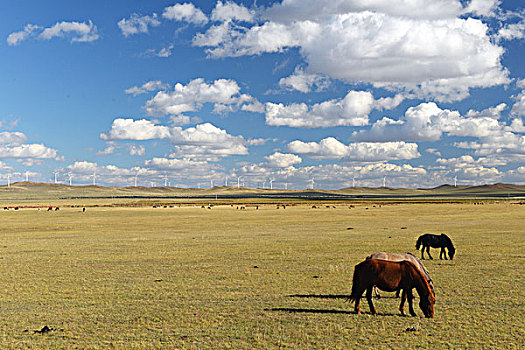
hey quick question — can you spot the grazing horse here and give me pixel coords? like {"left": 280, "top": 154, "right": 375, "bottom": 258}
{"left": 416, "top": 233, "right": 455, "bottom": 260}
{"left": 366, "top": 252, "right": 434, "bottom": 298}
{"left": 349, "top": 259, "right": 435, "bottom": 318}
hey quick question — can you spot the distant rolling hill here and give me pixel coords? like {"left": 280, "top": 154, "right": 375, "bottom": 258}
{"left": 0, "top": 182, "right": 524, "bottom": 201}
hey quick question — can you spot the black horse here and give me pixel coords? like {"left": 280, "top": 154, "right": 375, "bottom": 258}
{"left": 416, "top": 233, "right": 455, "bottom": 260}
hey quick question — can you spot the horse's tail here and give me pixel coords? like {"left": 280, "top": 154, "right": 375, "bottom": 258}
{"left": 348, "top": 264, "right": 363, "bottom": 303}
{"left": 415, "top": 236, "right": 423, "bottom": 250}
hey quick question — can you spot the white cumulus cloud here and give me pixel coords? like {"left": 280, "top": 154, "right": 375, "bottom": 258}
{"left": 39, "top": 20, "right": 99, "bottom": 42}
{"left": 145, "top": 78, "right": 257, "bottom": 116}
{"left": 0, "top": 144, "right": 58, "bottom": 159}
{"left": 169, "top": 123, "right": 248, "bottom": 158}
{"left": 211, "top": 1, "right": 255, "bottom": 23}
{"left": 195, "top": 1, "right": 509, "bottom": 101}
{"left": 265, "top": 152, "right": 302, "bottom": 168}
{"left": 287, "top": 137, "right": 420, "bottom": 161}
{"left": 163, "top": 3, "right": 208, "bottom": 25}
{"left": 100, "top": 118, "right": 171, "bottom": 140}
{"left": 278, "top": 67, "right": 330, "bottom": 93}
{"left": 0, "top": 131, "right": 27, "bottom": 145}
{"left": 125, "top": 80, "right": 169, "bottom": 96}
{"left": 265, "top": 90, "right": 403, "bottom": 128}
{"left": 6, "top": 24, "right": 41, "bottom": 46}
{"left": 353, "top": 102, "right": 505, "bottom": 142}
{"left": 118, "top": 13, "right": 161, "bottom": 37}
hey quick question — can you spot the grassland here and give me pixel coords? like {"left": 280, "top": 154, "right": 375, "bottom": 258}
{"left": 0, "top": 198, "right": 523, "bottom": 348}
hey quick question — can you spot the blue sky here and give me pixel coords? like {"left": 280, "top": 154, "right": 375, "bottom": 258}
{"left": 0, "top": 0, "right": 524, "bottom": 189}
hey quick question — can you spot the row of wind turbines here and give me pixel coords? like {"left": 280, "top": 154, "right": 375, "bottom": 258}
{"left": 4, "top": 171, "right": 461, "bottom": 189}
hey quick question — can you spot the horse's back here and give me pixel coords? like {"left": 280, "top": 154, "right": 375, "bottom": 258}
{"left": 358, "top": 259, "right": 406, "bottom": 289}
{"left": 367, "top": 252, "right": 403, "bottom": 261}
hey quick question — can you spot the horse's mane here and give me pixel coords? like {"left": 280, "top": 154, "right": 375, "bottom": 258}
{"left": 406, "top": 252, "right": 431, "bottom": 278}
{"left": 403, "top": 260, "right": 434, "bottom": 299}
{"left": 441, "top": 233, "right": 455, "bottom": 250}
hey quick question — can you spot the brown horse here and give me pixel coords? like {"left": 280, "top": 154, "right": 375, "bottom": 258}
{"left": 366, "top": 252, "right": 435, "bottom": 298}
{"left": 349, "top": 259, "right": 435, "bottom": 317}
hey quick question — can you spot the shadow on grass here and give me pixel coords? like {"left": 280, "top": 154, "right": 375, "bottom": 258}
{"left": 266, "top": 308, "right": 398, "bottom": 317}
{"left": 289, "top": 294, "right": 400, "bottom": 300}
{"left": 267, "top": 307, "right": 354, "bottom": 314}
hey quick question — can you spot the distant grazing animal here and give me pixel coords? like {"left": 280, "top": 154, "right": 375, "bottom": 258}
{"left": 55, "top": 207, "right": 60, "bottom": 211}
{"left": 47, "top": 207, "right": 53, "bottom": 211}
{"left": 366, "top": 252, "right": 434, "bottom": 298}
{"left": 82, "top": 207, "right": 86, "bottom": 212}
{"left": 416, "top": 233, "right": 455, "bottom": 260}
{"left": 3, "top": 207, "right": 8, "bottom": 211}
{"left": 349, "top": 259, "right": 435, "bottom": 318}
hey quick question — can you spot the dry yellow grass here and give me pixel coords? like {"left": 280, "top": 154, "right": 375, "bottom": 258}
{"left": 0, "top": 202, "right": 522, "bottom": 348}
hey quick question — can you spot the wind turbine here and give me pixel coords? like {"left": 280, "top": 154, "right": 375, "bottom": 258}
{"left": 210, "top": 179, "right": 214, "bottom": 188}
{"left": 53, "top": 170, "right": 58, "bottom": 184}
{"left": 383, "top": 176, "right": 386, "bottom": 188}
{"left": 92, "top": 170, "right": 97, "bottom": 186}
{"left": 269, "top": 178, "right": 274, "bottom": 190}
{"left": 352, "top": 176, "right": 355, "bottom": 188}
{"left": 163, "top": 174, "right": 169, "bottom": 187}
{"left": 68, "top": 173, "right": 73, "bottom": 186}
{"left": 225, "top": 176, "right": 228, "bottom": 187}
{"left": 237, "top": 177, "right": 241, "bottom": 188}
{"left": 310, "top": 178, "right": 315, "bottom": 189}
{"left": 25, "top": 171, "right": 29, "bottom": 182}
{"left": 7, "top": 174, "right": 11, "bottom": 187}
{"left": 134, "top": 172, "right": 139, "bottom": 187}
{"left": 454, "top": 175, "right": 457, "bottom": 187}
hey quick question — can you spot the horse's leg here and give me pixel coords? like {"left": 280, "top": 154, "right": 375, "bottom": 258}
{"left": 407, "top": 289, "right": 416, "bottom": 316}
{"left": 426, "top": 246, "right": 433, "bottom": 259}
{"left": 399, "top": 289, "right": 407, "bottom": 316}
{"left": 353, "top": 284, "right": 364, "bottom": 314}
{"left": 421, "top": 246, "right": 425, "bottom": 260}
{"left": 354, "top": 294, "right": 361, "bottom": 314}
{"left": 441, "top": 247, "right": 448, "bottom": 260}
{"left": 366, "top": 287, "right": 377, "bottom": 315}
{"left": 395, "top": 289, "right": 400, "bottom": 298}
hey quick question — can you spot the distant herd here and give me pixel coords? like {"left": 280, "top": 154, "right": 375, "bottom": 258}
{"left": 350, "top": 233, "right": 455, "bottom": 318}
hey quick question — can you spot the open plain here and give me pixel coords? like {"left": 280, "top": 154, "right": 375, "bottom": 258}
{"left": 0, "top": 194, "right": 523, "bottom": 348}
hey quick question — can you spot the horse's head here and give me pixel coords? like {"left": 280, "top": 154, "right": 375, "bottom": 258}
{"left": 448, "top": 246, "right": 455, "bottom": 260}
{"left": 419, "top": 294, "right": 435, "bottom": 318}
